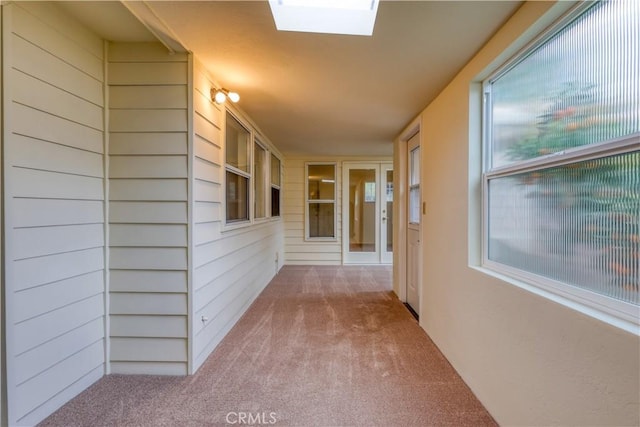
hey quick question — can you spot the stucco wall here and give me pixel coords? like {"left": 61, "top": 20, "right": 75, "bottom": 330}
{"left": 402, "top": 1, "right": 640, "bottom": 425}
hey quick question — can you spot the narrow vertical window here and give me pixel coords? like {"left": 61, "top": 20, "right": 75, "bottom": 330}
{"left": 409, "top": 146, "right": 421, "bottom": 224}
{"left": 254, "top": 142, "right": 268, "bottom": 219}
{"left": 306, "top": 163, "right": 336, "bottom": 239}
{"left": 225, "top": 112, "right": 251, "bottom": 223}
{"left": 271, "top": 154, "right": 281, "bottom": 217}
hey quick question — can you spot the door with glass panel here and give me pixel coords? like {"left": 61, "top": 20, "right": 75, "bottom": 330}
{"left": 381, "top": 164, "right": 394, "bottom": 264}
{"left": 406, "top": 133, "right": 421, "bottom": 315}
{"left": 342, "top": 162, "right": 393, "bottom": 264}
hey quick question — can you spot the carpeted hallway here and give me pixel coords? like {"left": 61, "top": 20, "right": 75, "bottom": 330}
{"left": 40, "top": 266, "right": 496, "bottom": 426}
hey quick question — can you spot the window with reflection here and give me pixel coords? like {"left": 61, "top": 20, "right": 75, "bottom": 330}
{"left": 306, "top": 163, "right": 336, "bottom": 239}
{"left": 254, "top": 142, "right": 267, "bottom": 219}
{"left": 225, "top": 112, "right": 251, "bottom": 223}
{"left": 271, "top": 154, "right": 281, "bottom": 217}
{"left": 483, "top": 0, "right": 639, "bottom": 312}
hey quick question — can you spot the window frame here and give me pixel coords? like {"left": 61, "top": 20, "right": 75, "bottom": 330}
{"left": 305, "top": 162, "right": 337, "bottom": 241}
{"left": 408, "top": 145, "right": 421, "bottom": 225}
{"left": 224, "top": 111, "right": 252, "bottom": 226}
{"left": 480, "top": 1, "right": 640, "bottom": 331}
{"left": 270, "top": 153, "right": 282, "bottom": 218}
{"left": 253, "top": 138, "right": 269, "bottom": 221}
{"left": 223, "top": 108, "right": 283, "bottom": 230}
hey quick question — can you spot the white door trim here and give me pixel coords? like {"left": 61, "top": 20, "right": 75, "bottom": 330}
{"left": 406, "top": 134, "right": 421, "bottom": 315}
{"left": 393, "top": 116, "right": 421, "bottom": 307}
{"left": 342, "top": 161, "right": 392, "bottom": 265}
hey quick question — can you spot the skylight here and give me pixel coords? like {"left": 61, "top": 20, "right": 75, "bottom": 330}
{"left": 268, "top": 0, "right": 379, "bottom": 36}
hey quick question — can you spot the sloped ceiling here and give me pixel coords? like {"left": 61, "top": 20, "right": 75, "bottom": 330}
{"left": 61, "top": 1, "right": 523, "bottom": 157}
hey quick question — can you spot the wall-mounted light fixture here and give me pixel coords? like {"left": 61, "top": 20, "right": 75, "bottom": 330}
{"left": 211, "top": 87, "right": 240, "bottom": 104}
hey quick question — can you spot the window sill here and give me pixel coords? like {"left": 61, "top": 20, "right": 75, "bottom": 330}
{"left": 471, "top": 264, "right": 640, "bottom": 336}
{"left": 222, "top": 220, "right": 252, "bottom": 233}
{"left": 222, "top": 216, "right": 282, "bottom": 233}
{"left": 304, "top": 237, "right": 338, "bottom": 243}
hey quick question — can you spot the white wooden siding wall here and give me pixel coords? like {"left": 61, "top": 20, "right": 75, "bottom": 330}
{"left": 108, "top": 42, "right": 189, "bottom": 375}
{"left": 3, "top": 3, "right": 106, "bottom": 425}
{"left": 191, "top": 59, "right": 284, "bottom": 371}
{"left": 284, "top": 158, "right": 342, "bottom": 265}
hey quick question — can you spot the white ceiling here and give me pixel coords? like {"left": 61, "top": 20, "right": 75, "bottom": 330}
{"left": 61, "top": 1, "right": 523, "bottom": 157}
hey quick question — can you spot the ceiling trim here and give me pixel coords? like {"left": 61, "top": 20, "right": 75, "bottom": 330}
{"left": 121, "top": 0, "right": 188, "bottom": 53}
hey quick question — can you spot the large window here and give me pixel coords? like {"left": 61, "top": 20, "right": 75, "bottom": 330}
{"left": 224, "top": 111, "right": 283, "bottom": 226}
{"left": 483, "top": 0, "right": 639, "bottom": 323}
{"left": 306, "top": 163, "right": 336, "bottom": 239}
{"left": 225, "top": 112, "right": 251, "bottom": 223}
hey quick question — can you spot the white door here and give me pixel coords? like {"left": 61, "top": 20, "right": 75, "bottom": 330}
{"left": 343, "top": 162, "right": 393, "bottom": 264}
{"left": 381, "top": 164, "right": 394, "bottom": 264}
{"left": 406, "top": 133, "right": 421, "bottom": 315}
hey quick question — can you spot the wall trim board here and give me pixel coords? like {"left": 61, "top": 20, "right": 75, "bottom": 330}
{"left": 186, "top": 52, "right": 195, "bottom": 375}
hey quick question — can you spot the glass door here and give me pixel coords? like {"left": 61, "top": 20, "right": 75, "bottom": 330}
{"left": 342, "top": 162, "right": 393, "bottom": 264}
{"left": 381, "top": 165, "right": 394, "bottom": 264}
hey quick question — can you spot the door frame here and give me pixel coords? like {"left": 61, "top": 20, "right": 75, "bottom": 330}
{"left": 341, "top": 161, "right": 392, "bottom": 264}
{"left": 380, "top": 163, "right": 394, "bottom": 264}
{"left": 406, "top": 133, "right": 421, "bottom": 315}
{"left": 393, "top": 118, "right": 421, "bottom": 308}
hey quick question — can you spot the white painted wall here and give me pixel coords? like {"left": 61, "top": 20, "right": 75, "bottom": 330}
{"left": 2, "top": 3, "right": 106, "bottom": 425}
{"left": 395, "top": 1, "right": 640, "bottom": 425}
{"left": 108, "top": 42, "right": 190, "bottom": 375}
{"left": 191, "top": 58, "right": 285, "bottom": 371}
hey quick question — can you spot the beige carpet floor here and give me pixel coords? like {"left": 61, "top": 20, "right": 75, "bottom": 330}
{"left": 39, "top": 265, "right": 496, "bottom": 427}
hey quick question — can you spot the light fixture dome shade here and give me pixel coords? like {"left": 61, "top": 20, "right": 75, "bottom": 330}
{"left": 228, "top": 92, "right": 240, "bottom": 103}
{"left": 214, "top": 90, "right": 227, "bottom": 104}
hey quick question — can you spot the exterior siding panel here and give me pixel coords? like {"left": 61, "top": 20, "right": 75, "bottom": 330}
{"left": 107, "top": 42, "right": 189, "bottom": 375}
{"left": 283, "top": 158, "right": 342, "bottom": 265}
{"left": 3, "top": 3, "right": 106, "bottom": 425}
{"left": 190, "top": 59, "right": 284, "bottom": 372}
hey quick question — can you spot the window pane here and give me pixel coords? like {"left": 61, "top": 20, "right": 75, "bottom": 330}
{"left": 349, "top": 169, "right": 376, "bottom": 252}
{"left": 308, "top": 164, "right": 335, "bottom": 200}
{"left": 254, "top": 143, "right": 267, "bottom": 218}
{"left": 271, "top": 154, "right": 281, "bottom": 186}
{"left": 226, "top": 113, "right": 250, "bottom": 172}
{"left": 490, "top": 0, "right": 640, "bottom": 168}
{"left": 409, "top": 187, "right": 420, "bottom": 224}
{"left": 488, "top": 151, "right": 639, "bottom": 305}
{"left": 410, "top": 147, "right": 420, "bottom": 185}
{"left": 226, "top": 171, "right": 249, "bottom": 222}
{"left": 309, "top": 203, "right": 335, "bottom": 238}
{"left": 271, "top": 187, "right": 280, "bottom": 217}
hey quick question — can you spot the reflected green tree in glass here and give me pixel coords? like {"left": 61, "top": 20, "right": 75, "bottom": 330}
{"left": 509, "top": 82, "right": 639, "bottom": 293}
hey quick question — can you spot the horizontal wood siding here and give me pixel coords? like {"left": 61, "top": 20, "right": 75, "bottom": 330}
{"left": 108, "top": 42, "right": 189, "bottom": 376}
{"left": 191, "top": 59, "right": 284, "bottom": 371}
{"left": 3, "top": 3, "right": 106, "bottom": 425}
{"left": 283, "top": 158, "right": 343, "bottom": 265}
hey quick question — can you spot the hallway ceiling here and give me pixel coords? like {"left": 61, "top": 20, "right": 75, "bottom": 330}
{"left": 61, "top": 1, "right": 523, "bottom": 157}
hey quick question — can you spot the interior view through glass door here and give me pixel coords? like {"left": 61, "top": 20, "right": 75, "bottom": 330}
{"left": 381, "top": 165, "right": 393, "bottom": 264}
{"left": 343, "top": 162, "right": 393, "bottom": 264}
